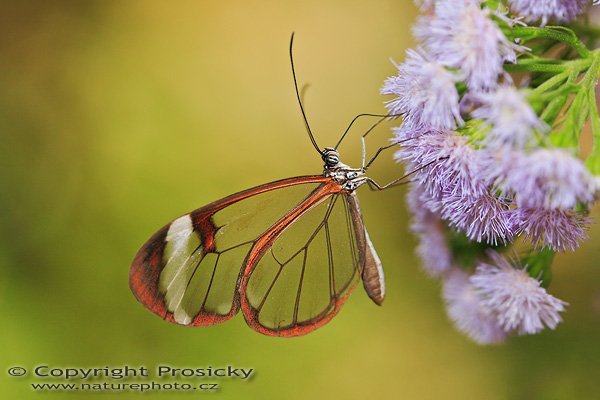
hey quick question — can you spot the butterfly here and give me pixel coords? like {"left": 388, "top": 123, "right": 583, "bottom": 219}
{"left": 129, "top": 34, "right": 407, "bottom": 337}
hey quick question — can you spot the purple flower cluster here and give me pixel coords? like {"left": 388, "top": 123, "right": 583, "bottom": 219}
{"left": 508, "top": 0, "right": 588, "bottom": 25}
{"left": 382, "top": 49, "right": 462, "bottom": 131}
{"left": 470, "top": 87, "right": 544, "bottom": 149}
{"left": 381, "top": 0, "right": 597, "bottom": 344}
{"left": 414, "top": 0, "right": 521, "bottom": 90}
{"left": 442, "top": 268, "right": 507, "bottom": 344}
{"left": 443, "top": 252, "right": 567, "bottom": 343}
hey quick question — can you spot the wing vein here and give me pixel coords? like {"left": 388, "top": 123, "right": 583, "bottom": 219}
{"left": 173, "top": 252, "right": 207, "bottom": 313}
{"left": 257, "top": 250, "right": 286, "bottom": 312}
{"left": 343, "top": 197, "right": 359, "bottom": 272}
{"left": 218, "top": 240, "right": 254, "bottom": 254}
{"left": 200, "top": 253, "right": 220, "bottom": 311}
{"left": 325, "top": 220, "right": 335, "bottom": 299}
{"left": 293, "top": 249, "right": 308, "bottom": 325}
{"left": 164, "top": 243, "right": 203, "bottom": 292}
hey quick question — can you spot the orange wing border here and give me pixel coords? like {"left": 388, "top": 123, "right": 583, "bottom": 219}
{"left": 239, "top": 184, "right": 370, "bottom": 337}
{"left": 129, "top": 175, "right": 330, "bottom": 327}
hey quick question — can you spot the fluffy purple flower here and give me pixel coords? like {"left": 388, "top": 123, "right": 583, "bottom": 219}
{"left": 441, "top": 192, "right": 515, "bottom": 245}
{"left": 395, "top": 131, "right": 491, "bottom": 199}
{"left": 392, "top": 120, "right": 436, "bottom": 142}
{"left": 508, "top": 0, "right": 588, "bottom": 25}
{"left": 397, "top": 131, "right": 515, "bottom": 244}
{"left": 408, "top": 185, "right": 453, "bottom": 277}
{"left": 382, "top": 49, "right": 462, "bottom": 130}
{"left": 511, "top": 208, "right": 590, "bottom": 252}
{"left": 471, "top": 86, "right": 544, "bottom": 149}
{"left": 442, "top": 269, "right": 507, "bottom": 344}
{"left": 470, "top": 252, "right": 568, "bottom": 335}
{"left": 414, "top": 1, "right": 521, "bottom": 90}
{"left": 501, "top": 149, "right": 595, "bottom": 210}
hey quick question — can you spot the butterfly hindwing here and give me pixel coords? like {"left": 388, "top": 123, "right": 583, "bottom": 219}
{"left": 130, "top": 175, "right": 383, "bottom": 335}
{"left": 240, "top": 187, "right": 373, "bottom": 336}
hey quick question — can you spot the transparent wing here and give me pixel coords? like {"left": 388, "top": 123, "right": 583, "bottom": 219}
{"left": 129, "top": 176, "right": 329, "bottom": 327}
{"left": 240, "top": 191, "right": 368, "bottom": 336}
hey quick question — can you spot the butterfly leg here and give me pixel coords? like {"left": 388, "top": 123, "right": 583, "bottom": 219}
{"left": 363, "top": 156, "right": 448, "bottom": 191}
{"left": 336, "top": 113, "right": 425, "bottom": 171}
{"left": 360, "top": 116, "right": 391, "bottom": 170}
{"left": 362, "top": 132, "right": 437, "bottom": 172}
{"left": 362, "top": 142, "right": 398, "bottom": 171}
{"left": 335, "top": 113, "right": 401, "bottom": 151}
{"left": 364, "top": 176, "right": 412, "bottom": 191}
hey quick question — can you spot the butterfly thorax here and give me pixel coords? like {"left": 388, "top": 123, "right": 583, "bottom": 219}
{"left": 321, "top": 147, "right": 366, "bottom": 191}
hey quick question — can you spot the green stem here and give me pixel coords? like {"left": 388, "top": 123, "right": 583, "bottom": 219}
{"left": 538, "top": 84, "right": 579, "bottom": 102}
{"left": 584, "top": 51, "right": 600, "bottom": 173}
{"left": 579, "top": 50, "right": 600, "bottom": 88}
{"left": 520, "top": 58, "right": 591, "bottom": 95}
{"left": 504, "top": 63, "right": 568, "bottom": 73}
{"left": 516, "top": 58, "right": 564, "bottom": 65}
{"left": 531, "top": 70, "right": 570, "bottom": 94}
{"left": 511, "top": 26, "right": 591, "bottom": 58}
{"left": 540, "top": 95, "right": 568, "bottom": 126}
{"left": 549, "top": 51, "right": 600, "bottom": 147}
{"left": 589, "top": 87, "right": 600, "bottom": 150}
{"left": 585, "top": 90, "right": 600, "bottom": 174}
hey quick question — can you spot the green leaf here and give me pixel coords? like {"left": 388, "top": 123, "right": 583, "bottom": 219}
{"left": 521, "top": 248, "right": 555, "bottom": 288}
{"left": 448, "top": 230, "right": 505, "bottom": 270}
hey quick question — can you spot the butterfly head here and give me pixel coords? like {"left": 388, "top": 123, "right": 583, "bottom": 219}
{"left": 322, "top": 147, "right": 341, "bottom": 168}
{"left": 321, "top": 147, "right": 366, "bottom": 190}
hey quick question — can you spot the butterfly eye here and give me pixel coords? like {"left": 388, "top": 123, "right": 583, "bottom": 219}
{"left": 322, "top": 149, "right": 340, "bottom": 168}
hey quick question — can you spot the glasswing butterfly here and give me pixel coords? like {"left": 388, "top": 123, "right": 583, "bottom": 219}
{"left": 129, "top": 34, "right": 409, "bottom": 336}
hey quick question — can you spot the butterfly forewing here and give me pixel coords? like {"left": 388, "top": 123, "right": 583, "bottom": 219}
{"left": 130, "top": 176, "right": 329, "bottom": 327}
{"left": 130, "top": 174, "right": 382, "bottom": 336}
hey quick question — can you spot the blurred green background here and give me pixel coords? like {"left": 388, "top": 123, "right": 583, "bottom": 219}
{"left": 1, "top": 1, "right": 600, "bottom": 399}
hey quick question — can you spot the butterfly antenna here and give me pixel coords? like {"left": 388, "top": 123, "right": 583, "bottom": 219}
{"left": 290, "top": 32, "right": 323, "bottom": 156}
